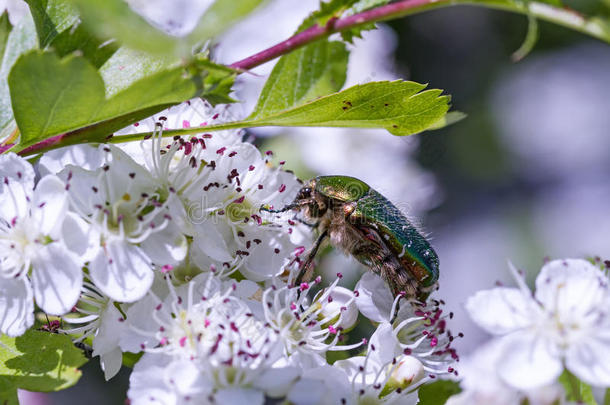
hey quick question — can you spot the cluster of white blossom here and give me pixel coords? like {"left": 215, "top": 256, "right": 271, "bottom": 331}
{"left": 450, "top": 258, "right": 610, "bottom": 404}
{"left": 0, "top": 100, "right": 459, "bottom": 404}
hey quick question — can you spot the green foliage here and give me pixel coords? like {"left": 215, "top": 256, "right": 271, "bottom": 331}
{"left": 24, "top": 0, "right": 78, "bottom": 48}
{"left": 70, "top": 0, "right": 264, "bottom": 58}
{"left": 299, "top": 0, "right": 359, "bottom": 31}
{"left": 0, "top": 13, "right": 12, "bottom": 60}
{"left": 24, "top": 0, "right": 118, "bottom": 68}
{"left": 418, "top": 380, "right": 462, "bottom": 405}
{"left": 0, "top": 330, "right": 87, "bottom": 400}
{"left": 251, "top": 40, "right": 348, "bottom": 118}
{"left": 559, "top": 370, "right": 598, "bottom": 405}
{"left": 244, "top": 80, "right": 451, "bottom": 136}
{"left": 8, "top": 50, "right": 235, "bottom": 150}
{"left": 0, "top": 14, "right": 36, "bottom": 142}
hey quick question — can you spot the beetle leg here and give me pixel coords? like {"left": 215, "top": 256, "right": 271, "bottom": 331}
{"left": 294, "top": 229, "right": 329, "bottom": 287}
{"left": 291, "top": 215, "right": 319, "bottom": 228}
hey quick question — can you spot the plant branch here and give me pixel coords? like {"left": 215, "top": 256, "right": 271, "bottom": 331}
{"left": 230, "top": 0, "right": 610, "bottom": 71}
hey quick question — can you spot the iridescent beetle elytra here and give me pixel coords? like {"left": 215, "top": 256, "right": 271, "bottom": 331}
{"left": 263, "top": 175, "right": 439, "bottom": 306}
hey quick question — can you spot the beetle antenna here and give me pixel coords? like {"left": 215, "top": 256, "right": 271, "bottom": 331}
{"left": 260, "top": 203, "right": 299, "bottom": 213}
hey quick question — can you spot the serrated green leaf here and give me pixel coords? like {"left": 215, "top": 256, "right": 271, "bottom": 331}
{"left": 9, "top": 50, "right": 235, "bottom": 150}
{"left": 418, "top": 380, "right": 462, "bottom": 405}
{"left": 341, "top": 0, "right": 390, "bottom": 42}
{"left": 0, "top": 330, "right": 87, "bottom": 395}
{"left": 71, "top": 0, "right": 265, "bottom": 58}
{"left": 299, "top": 0, "right": 359, "bottom": 31}
{"left": 349, "top": 0, "right": 390, "bottom": 13}
{"left": 113, "top": 80, "right": 453, "bottom": 143}
{"left": 559, "top": 370, "right": 598, "bottom": 405}
{"left": 24, "top": 0, "right": 78, "bottom": 48}
{"left": 251, "top": 40, "right": 348, "bottom": 118}
{"left": 242, "top": 80, "right": 450, "bottom": 136}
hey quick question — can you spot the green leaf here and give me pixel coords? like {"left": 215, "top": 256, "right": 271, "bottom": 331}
{"left": 298, "top": 0, "right": 358, "bottom": 31}
{"left": 0, "top": 15, "right": 36, "bottom": 142}
{"left": 0, "top": 330, "right": 87, "bottom": 396}
{"left": 71, "top": 0, "right": 265, "bottom": 57}
{"left": 0, "top": 13, "right": 12, "bottom": 61}
{"left": 559, "top": 370, "right": 598, "bottom": 405}
{"left": 349, "top": 0, "right": 391, "bottom": 13}
{"left": 24, "top": 0, "right": 118, "bottom": 68}
{"left": 9, "top": 50, "right": 235, "bottom": 150}
{"left": 50, "top": 23, "right": 118, "bottom": 69}
{"left": 418, "top": 380, "right": 462, "bottom": 405}
{"left": 251, "top": 40, "right": 348, "bottom": 118}
{"left": 119, "top": 80, "right": 454, "bottom": 143}
{"left": 242, "top": 80, "right": 450, "bottom": 136}
{"left": 24, "top": 0, "right": 78, "bottom": 48}
{"left": 70, "top": 0, "right": 187, "bottom": 57}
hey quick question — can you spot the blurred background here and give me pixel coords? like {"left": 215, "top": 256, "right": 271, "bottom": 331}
{"left": 17, "top": 0, "right": 610, "bottom": 402}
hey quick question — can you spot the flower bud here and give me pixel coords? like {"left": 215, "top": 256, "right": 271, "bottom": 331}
{"left": 319, "top": 286, "right": 358, "bottom": 330}
{"left": 387, "top": 355, "right": 425, "bottom": 390}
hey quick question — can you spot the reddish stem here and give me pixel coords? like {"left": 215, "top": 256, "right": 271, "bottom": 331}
{"left": 230, "top": 0, "right": 441, "bottom": 71}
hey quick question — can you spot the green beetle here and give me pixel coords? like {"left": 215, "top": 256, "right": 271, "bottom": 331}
{"left": 264, "top": 175, "right": 439, "bottom": 304}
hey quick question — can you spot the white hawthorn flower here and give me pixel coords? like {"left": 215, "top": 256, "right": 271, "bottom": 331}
{"left": 60, "top": 145, "right": 187, "bottom": 303}
{"left": 261, "top": 275, "right": 363, "bottom": 367}
{"left": 465, "top": 259, "right": 610, "bottom": 389}
{"left": 446, "top": 339, "right": 565, "bottom": 405}
{"left": 0, "top": 153, "right": 85, "bottom": 336}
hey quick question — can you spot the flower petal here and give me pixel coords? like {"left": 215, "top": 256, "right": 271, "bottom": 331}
{"left": 39, "top": 144, "right": 104, "bottom": 175}
{"left": 465, "top": 287, "right": 534, "bottom": 335}
{"left": 140, "top": 223, "right": 187, "bottom": 265}
{"left": 100, "top": 347, "right": 123, "bottom": 381}
{"left": 215, "top": 388, "right": 263, "bottom": 405}
{"left": 252, "top": 366, "right": 299, "bottom": 398}
{"left": 92, "top": 303, "right": 126, "bottom": 357}
{"left": 89, "top": 241, "right": 153, "bottom": 302}
{"left": 61, "top": 212, "right": 98, "bottom": 260}
{"left": 497, "top": 333, "right": 563, "bottom": 390}
{"left": 31, "top": 244, "right": 83, "bottom": 315}
{"left": 191, "top": 221, "right": 234, "bottom": 263}
{"left": 535, "top": 258, "right": 607, "bottom": 317}
{"left": 566, "top": 337, "right": 610, "bottom": 387}
{"left": 0, "top": 153, "right": 34, "bottom": 192}
{"left": 0, "top": 277, "right": 33, "bottom": 336}
{"left": 369, "top": 322, "right": 401, "bottom": 365}
{"left": 31, "top": 175, "right": 68, "bottom": 235}
{"left": 354, "top": 272, "right": 394, "bottom": 323}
